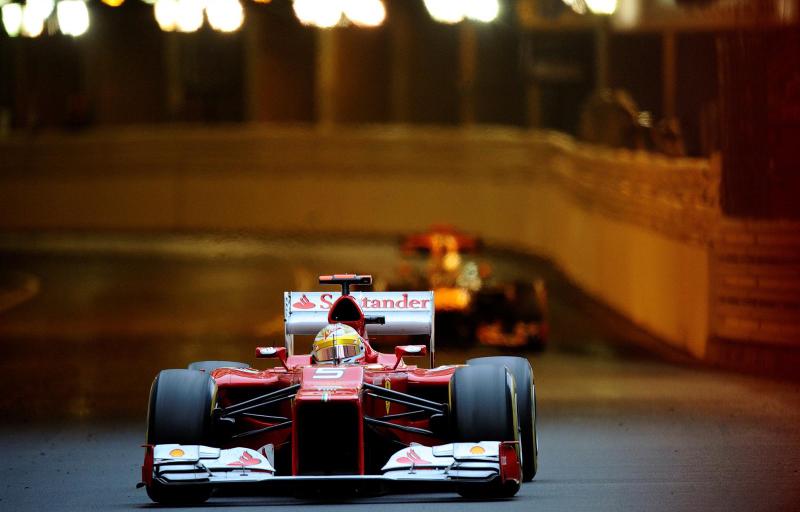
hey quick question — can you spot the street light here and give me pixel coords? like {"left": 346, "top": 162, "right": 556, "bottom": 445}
{"left": 292, "top": 0, "right": 343, "bottom": 28}
{"left": 423, "top": 0, "right": 464, "bottom": 24}
{"left": 585, "top": 0, "right": 617, "bottom": 15}
{"left": 21, "top": 3, "right": 44, "bottom": 36}
{"left": 423, "top": 0, "right": 500, "bottom": 24}
{"left": 342, "top": 0, "right": 385, "bottom": 27}
{"left": 57, "top": 0, "right": 90, "bottom": 37}
{"left": 174, "top": 0, "right": 203, "bottom": 32}
{"left": 27, "top": 0, "right": 54, "bottom": 20}
{"left": 206, "top": 0, "right": 244, "bottom": 32}
{"left": 464, "top": 0, "right": 499, "bottom": 22}
{"left": 154, "top": 0, "right": 177, "bottom": 30}
{"left": 1, "top": 2, "right": 23, "bottom": 36}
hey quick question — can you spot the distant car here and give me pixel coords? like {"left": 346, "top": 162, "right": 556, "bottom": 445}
{"left": 140, "top": 274, "right": 538, "bottom": 504}
{"left": 393, "top": 226, "right": 549, "bottom": 349}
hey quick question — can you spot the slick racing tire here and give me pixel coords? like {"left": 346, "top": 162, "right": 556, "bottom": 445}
{"left": 450, "top": 364, "right": 521, "bottom": 498}
{"left": 188, "top": 360, "right": 249, "bottom": 372}
{"left": 468, "top": 356, "right": 538, "bottom": 482}
{"left": 146, "top": 369, "right": 215, "bottom": 505}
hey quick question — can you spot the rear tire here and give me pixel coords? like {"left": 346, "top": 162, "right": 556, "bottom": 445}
{"left": 450, "top": 364, "right": 521, "bottom": 498}
{"left": 188, "top": 360, "right": 249, "bottom": 372}
{"left": 468, "top": 356, "right": 538, "bottom": 482}
{"left": 146, "top": 369, "right": 215, "bottom": 504}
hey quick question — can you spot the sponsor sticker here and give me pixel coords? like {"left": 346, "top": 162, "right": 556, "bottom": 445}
{"left": 226, "top": 452, "right": 261, "bottom": 467}
{"left": 290, "top": 292, "right": 432, "bottom": 312}
{"left": 397, "top": 448, "right": 431, "bottom": 465}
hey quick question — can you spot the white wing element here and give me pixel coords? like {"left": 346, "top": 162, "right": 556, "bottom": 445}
{"left": 284, "top": 291, "right": 435, "bottom": 336}
{"left": 152, "top": 444, "right": 275, "bottom": 483}
{"left": 148, "top": 441, "right": 509, "bottom": 485}
{"left": 381, "top": 442, "right": 505, "bottom": 481}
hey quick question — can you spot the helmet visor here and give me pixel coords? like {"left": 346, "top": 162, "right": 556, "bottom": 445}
{"left": 315, "top": 344, "right": 362, "bottom": 363}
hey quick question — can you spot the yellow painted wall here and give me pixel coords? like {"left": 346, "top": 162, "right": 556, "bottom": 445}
{"left": 0, "top": 125, "right": 713, "bottom": 357}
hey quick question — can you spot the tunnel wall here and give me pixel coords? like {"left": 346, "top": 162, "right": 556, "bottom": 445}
{"left": 1, "top": 125, "right": 795, "bottom": 366}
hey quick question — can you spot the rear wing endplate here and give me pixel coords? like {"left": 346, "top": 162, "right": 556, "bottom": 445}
{"left": 284, "top": 291, "right": 435, "bottom": 367}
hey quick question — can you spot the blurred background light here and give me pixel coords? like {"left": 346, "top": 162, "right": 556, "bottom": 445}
{"left": 423, "top": 0, "right": 464, "bottom": 24}
{"left": 57, "top": 0, "right": 89, "bottom": 36}
{"left": 27, "top": 0, "right": 54, "bottom": 20}
{"left": 21, "top": 3, "right": 44, "bottom": 36}
{"left": 101, "top": 0, "right": 125, "bottom": 7}
{"left": 154, "top": 0, "right": 177, "bottom": 31}
{"left": 342, "top": 0, "right": 385, "bottom": 27}
{"left": 464, "top": 0, "right": 499, "bottom": 22}
{"left": 2, "top": 2, "right": 23, "bottom": 36}
{"left": 562, "top": 0, "right": 587, "bottom": 14}
{"left": 292, "top": 0, "right": 342, "bottom": 28}
{"left": 175, "top": 0, "right": 203, "bottom": 32}
{"left": 585, "top": 0, "right": 617, "bottom": 14}
{"left": 206, "top": 0, "right": 244, "bottom": 32}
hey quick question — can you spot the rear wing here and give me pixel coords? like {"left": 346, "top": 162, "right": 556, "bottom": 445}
{"left": 284, "top": 291, "right": 435, "bottom": 366}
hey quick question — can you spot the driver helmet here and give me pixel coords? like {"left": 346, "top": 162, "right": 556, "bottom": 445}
{"left": 312, "top": 323, "right": 366, "bottom": 365}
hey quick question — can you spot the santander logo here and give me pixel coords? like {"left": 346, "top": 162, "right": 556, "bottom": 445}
{"left": 292, "top": 292, "right": 431, "bottom": 311}
{"left": 397, "top": 448, "right": 431, "bottom": 465}
{"left": 292, "top": 294, "right": 316, "bottom": 310}
{"left": 227, "top": 452, "right": 261, "bottom": 467}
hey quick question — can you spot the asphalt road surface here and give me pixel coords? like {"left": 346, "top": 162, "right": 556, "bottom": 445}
{"left": 1, "top": 234, "right": 799, "bottom": 512}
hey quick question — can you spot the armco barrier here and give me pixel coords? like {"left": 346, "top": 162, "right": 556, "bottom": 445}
{"left": 0, "top": 125, "right": 796, "bottom": 368}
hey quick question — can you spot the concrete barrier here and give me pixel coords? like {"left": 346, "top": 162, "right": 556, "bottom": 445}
{"left": 1, "top": 124, "right": 795, "bottom": 367}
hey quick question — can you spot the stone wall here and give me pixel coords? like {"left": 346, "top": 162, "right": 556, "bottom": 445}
{"left": 1, "top": 125, "right": 796, "bottom": 367}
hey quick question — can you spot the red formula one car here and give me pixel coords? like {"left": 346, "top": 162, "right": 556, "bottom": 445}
{"left": 395, "top": 226, "right": 549, "bottom": 349}
{"left": 140, "top": 274, "right": 538, "bottom": 504}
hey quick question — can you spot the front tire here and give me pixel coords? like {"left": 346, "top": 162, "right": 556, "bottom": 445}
{"left": 146, "top": 369, "right": 216, "bottom": 504}
{"left": 468, "top": 356, "right": 538, "bottom": 482}
{"left": 450, "top": 364, "right": 521, "bottom": 498}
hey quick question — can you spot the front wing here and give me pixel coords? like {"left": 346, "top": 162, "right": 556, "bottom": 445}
{"left": 140, "top": 441, "right": 521, "bottom": 495}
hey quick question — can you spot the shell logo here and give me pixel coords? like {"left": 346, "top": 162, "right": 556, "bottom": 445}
{"left": 169, "top": 448, "right": 185, "bottom": 457}
{"left": 469, "top": 446, "right": 486, "bottom": 455}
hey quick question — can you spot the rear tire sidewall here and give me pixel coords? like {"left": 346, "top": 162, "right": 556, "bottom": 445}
{"left": 468, "top": 356, "right": 538, "bottom": 482}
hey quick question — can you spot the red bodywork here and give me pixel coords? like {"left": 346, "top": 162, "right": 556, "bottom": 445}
{"left": 210, "top": 292, "right": 456, "bottom": 477}
{"left": 401, "top": 225, "right": 480, "bottom": 255}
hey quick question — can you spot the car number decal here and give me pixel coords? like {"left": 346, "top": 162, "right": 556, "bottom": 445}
{"left": 313, "top": 368, "right": 345, "bottom": 379}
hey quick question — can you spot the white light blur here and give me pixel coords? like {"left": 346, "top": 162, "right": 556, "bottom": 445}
{"left": 585, "top": 0, "right": 617, "bottom": 15}
{"left": 423, "top": 0, "right": 463, "bottom": 24}
{"left": 562, "top": 0, "right": 587, "bottom": 14}
{"left": 464, "top": 0, "right": 499, "bottom": 22}
{"left": 27, "top": 0, "right": 55, "bottom": 20}
{"left": 615, "top": 0, "right": 638, "bottom": 26}
{"left": 342, "top": 0, "right": 385, "bottom": 27}
{"left": 21, "top": 4, "right": 44, "bottom": 36}
{"left": 2, "top": 3, "right": 23, "bottom": 37}
{"left": 293, "top": 0, "right": 342, "bottom": 28}
{"left": 206, "top": 0, "right": 244, "bottom": 32}
{"left": 57, "top": 0, "right": 90, "bottom": 36}
{"left": 154, "top": 0, "right": 177, "bottom": 31}
{"left": 175, "top": 0, "right": 203, "bottom": 32}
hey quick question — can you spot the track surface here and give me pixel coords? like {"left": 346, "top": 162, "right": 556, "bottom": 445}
{"left": 1, "top": 235, "right": 799, "bottom": 511}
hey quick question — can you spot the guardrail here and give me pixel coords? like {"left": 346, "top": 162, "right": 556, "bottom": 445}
{"left": 542, "top": 132, "right": 721, "bottom": 244}
{"left": 0, "top": 125, "right": 797, "bottom": 365}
